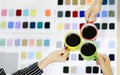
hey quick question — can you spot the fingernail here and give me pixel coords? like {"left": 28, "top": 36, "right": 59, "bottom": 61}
{"left": 65, "top": 47, "right": 68, "bottom": 50}
{"left": 66, "top": 57, "right": 69, "bottom": 60}
{"left": 61, "top": 53, "right": 64, "bottom": 56}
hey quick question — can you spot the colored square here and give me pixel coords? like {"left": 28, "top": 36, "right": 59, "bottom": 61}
{"left": 93, "top": 66, "right": 99, "bottom": 73}
{"left": 0, "top": 39, "right": 5, "bottom": 46}
{"left": 15, "top": 22, "right": 21, "bottom": 29}
{"left": 102, "top": 23, "right": 107, "bottom": 29}
{"left": 23, "top": 9, "right": 29, "bottom": 16}
{"left": 78, "top": 54, "right": 84, "bottom": 60}
{"left": 58, "top": 11, "right": 63, "bottom": 17}
{"left": 21, "top": 52, "right": 27, "bottom": 59}
{"left": 37, "top": 39, "right": 42, "bottom": 46}
{"left": 57, "top": 22, "right": 64, "bottom": 30}
{"left": 65, "top": 23, "right": 70, "bottom": 30}
{"left": 109, "top": 41, "right": 115, "bottom": 48}
{"left": 79, "top": 11, "right": 85, "bottom": 17}
{"left": 70, "top": 66, "right": 77, "bottom": 73}
{"left": 72, "top": 0, "right": 78, "bottom": 5}
{"left": 44, "top": 22, "right": 50, "bottom": 29}
{"left": 36, "top": 51, "right": 42, "bottom": 59}
{"left": 56, "top": 41, "right": 62, "bottom": 48}
{"left": 63, "top": 66, "right": 69, "bottom": 73}
{"left": 87, "top": 0, "right": 92, "bottom": 4}
{"left": 45, "top": 9, "right": 51, "bottom": 16}
{"left": 97, "top": 13, "right": 100, "bottom": 17}
{"left": 95, "top": 23, "right": 100, "bottom": 29}
{"left": 65, "top": 11, "right": 71, "bottom": 17}
{"left": 23, "top": 22, "right": 28, "bottom": 28}
{"left": 29, "top": 39, "right": 35, "bottom": 46}
{"left": 22, "top": 39, "right": 28, "bottom": 46}
{"left": 71, "top": 54, "right": 77, "bottom": 61}
{"left": 102, "top": 11, "right": 107, "bottom": 17}
{"left": 28, "top": 52, "right": 34, "bottom": 59}
{"left": 1, "top": 9, "right": 7, "bottom": 16}
{"left": 7, "top": 39, "right": 13, "bottom": 46}
{"left": 44, "top": 39, "right": 50, "bottom": 46}
{"left": 8, "top": 22, "right": 14, "bottom": 28}
{"left": 95, "top": 41, "right": 100, "bottom": 48}
{"left": 30, "top": 9, "right": 36, "bottom": 16}
{"left": 102, "top": 0, "right": 107, "bottom": 5}
{"left": 37, "top": 22, "right": 43, "bottom": 29}
{"left": 0, "top": 21, "right": 6, "bottom": 29}
{"left": 109, "top": 23, "right": 115, "bottom": 29}
{"left": 58, "top": 0, "right": 63, "bottom": 5}
{"left": 9, "top": 9, "right": 14, "bottom": 16}
{"left": 65, "top": 0, "right": 70, "bottom": 5}
{"left": 86, "top": 66, "right": 92, "bottom": 73}
{"left": 30, "top": 22, "right": 36, "bottom": 28}
{"left": 72, "top": 23, "right": 78, "bottom": 30}
{"left": 80, "top": 0, "right": 85, "bottom": 5}
{"left": 109, "top": 11, "right": 115, "bottom": 17}
{"left": 109, "top": 0, "right": 115, "bottom": 5}
{"left": 16, "top": 9, "right": 22, "bottom": 16}
{"left": 109, "top": 54, "right": 115, "bottom": 61}
{"left": 73, "top": 11, "right": 78, "bottom": 17}
{"left": 0, "top": 53, "right": 18, "bottom": 74}
{"left": 15, "top": 39, "right": 20, "bottom": 46}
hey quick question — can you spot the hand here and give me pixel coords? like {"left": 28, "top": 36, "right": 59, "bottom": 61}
{"left": 38, "top": 48, "right": 70, "bottom": 69}
{"left": 97, "top": 53, "right": 113, "bottom": 75}
{"left": 85, "top": 0, "right": 102, "bottom": 23}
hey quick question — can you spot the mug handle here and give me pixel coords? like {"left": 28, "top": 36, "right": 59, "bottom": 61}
{"left": 94, "top": 53, "right": 98, "bottom": 60}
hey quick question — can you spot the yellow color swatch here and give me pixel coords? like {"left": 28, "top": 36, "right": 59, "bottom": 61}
{"left": 21, "top": 52, "right": 27, "bottom": 59}
{"left": 57, "top": 22, "right": 64, "bottom": 30}
{"left": 36, "top": 51, "right": 42, "bottom": 59}
{"left": 0, "top": 21, "right": 6, "bottom": 28}
{"left": 30, "top": 9, "right": 36, "bottom": 16}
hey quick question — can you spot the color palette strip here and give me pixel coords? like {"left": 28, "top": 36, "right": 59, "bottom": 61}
{"left": 58, "top": 0, "right": 115, "bottom": 5}
{"left": 56, "top": 22, "right": 115, "bottom": 30}
{"left": 0, "top": 9, "right": 51, "bottom": 17}
{"left": 0, "top": 39, "right": 50, "bottom": 47}
{"left": 57, "top": 10, "right": 115, "bottom": 18}
{"left": 0, "top": 21, "right": 50, "bottom": 29}
{"left": 20, "top": 51, "right": 42, "bottom": 60}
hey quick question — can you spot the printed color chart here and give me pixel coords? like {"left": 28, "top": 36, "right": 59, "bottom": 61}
{"left": 0, "top": 0, "right": 117, "bottom": 75}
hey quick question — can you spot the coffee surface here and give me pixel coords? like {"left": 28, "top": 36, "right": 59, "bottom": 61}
{"left": 82, "top": 26, "right": 97, "bottom": 39}
{"left": 66, "top": 33, "right": 81, "bottom": 47}
{"left": 81, "top": 43, "right": 96, "bottom": 56}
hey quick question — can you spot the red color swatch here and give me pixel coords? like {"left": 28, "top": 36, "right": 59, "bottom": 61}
{"left": 16, "top": 9, "right": 22, "bottom": 16}
{"left": 73, "top": 11, "right": 78, "bottom": 17}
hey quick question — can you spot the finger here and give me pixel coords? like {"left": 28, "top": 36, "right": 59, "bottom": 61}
{"left": 88, "top": 13, "right": 96, "bottom": 23}
{"left": 85, "top": 10, "right": 91, "bottom": 22}
{"left": 100, "top": 54, "right": 110, "bottom": 62}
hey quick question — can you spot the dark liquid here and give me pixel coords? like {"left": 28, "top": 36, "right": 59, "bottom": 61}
{"left": 81, "top": 43, "right": 96, "bottom": 56}
{"left": 82, "top": 26, "right": 97, "bottom": 39}
{"left": 66, "top": 33, "right": 81, "bottom": 47}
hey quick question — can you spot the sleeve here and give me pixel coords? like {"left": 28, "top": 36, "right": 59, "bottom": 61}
{"left": 0, "top": 68, "right": 6, "bottom": 75}
{"left": 12, "top": 62, "right": 43, "bottom": 75}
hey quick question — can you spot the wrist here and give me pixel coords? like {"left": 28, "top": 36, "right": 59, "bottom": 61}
{"left": 94, "top": 0, "right": 103, "bottom": 5}
{"left": 38, "top": 57, "right": 52, "bottom": 69}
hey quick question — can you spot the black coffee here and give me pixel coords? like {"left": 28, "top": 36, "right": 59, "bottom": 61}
{"left": 82, "top": 26, "right": 97, "bottom": 39}
{"left": 81, "top": 43, "right": 96, "bottom": 56}
{"left": 66, "top": 33, "right": 81, "bottom": 47}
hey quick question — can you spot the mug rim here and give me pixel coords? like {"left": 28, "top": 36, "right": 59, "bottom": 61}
{"left": 80, "top": 23, "right": 98, "bottom": 41}
{"left": 64, "top": 31, "right": 82, "bottom": 50}
{"left": 80, "top": 41, "right": 97, "bottom": 56}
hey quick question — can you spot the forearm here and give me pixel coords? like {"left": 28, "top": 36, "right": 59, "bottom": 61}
{"left": 12, "top": 62, "right": 43, "bottom": 75}
{"left": 38, "top": 57, "right": 53, "bottom": 69}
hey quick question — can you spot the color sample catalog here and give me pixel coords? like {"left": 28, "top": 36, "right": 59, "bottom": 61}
{"left": 0, "top": 0, "right": 117, "bottom": 75}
